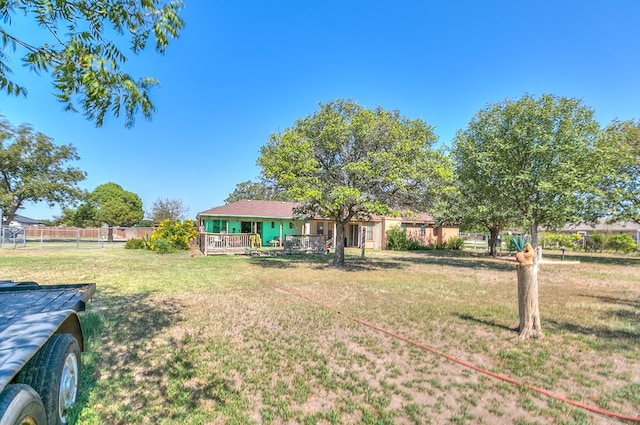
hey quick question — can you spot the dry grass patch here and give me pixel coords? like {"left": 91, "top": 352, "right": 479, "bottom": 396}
{"left": 0, "top": 248, "right": 638, "bottom": 424}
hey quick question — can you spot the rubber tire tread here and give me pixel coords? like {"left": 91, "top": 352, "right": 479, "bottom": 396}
{"left": 15, "top": 335, "right": 80, "bottom": 425}
{"left": 0, "top": 384, "right": 47, "bottom": 425}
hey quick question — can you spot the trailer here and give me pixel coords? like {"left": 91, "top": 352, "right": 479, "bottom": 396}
{"left": 0, "top": 281, "right": 96, "bottom": 425}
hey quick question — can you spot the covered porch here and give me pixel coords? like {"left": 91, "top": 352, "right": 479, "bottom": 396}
{"left": 198, "top": 232, "right": 328, "bottom": 256}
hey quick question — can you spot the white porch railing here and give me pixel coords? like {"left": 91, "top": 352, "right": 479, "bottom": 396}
{"left": 199, "top": 233, "right": 259, "bottom": 256}
{"left": 283, "top": 234, "right": 327, "bottom": 254}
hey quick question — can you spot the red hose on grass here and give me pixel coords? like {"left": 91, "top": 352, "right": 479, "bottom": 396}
{"left": 264, "top": 281, "right": 640, "bottom": 423}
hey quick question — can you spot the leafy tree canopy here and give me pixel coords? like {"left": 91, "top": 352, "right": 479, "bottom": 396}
{"left": 0, "top": 115, "right": 86, "bottom": 225}
{"left": 258, "top": 99, "right": 454, "bottom": 266}
{"left": 453, "top": 94, "right": 610, "bottom": 247}
{"left": 597, "top": 119, "right": 640, "bottom": 223}
{"left": 0, "top": 0, "right": 184, "bottom": 127}
{"left": 148, "top": 197, "right": 189, "bottom": 224}
{"left": 90, "top": 182, "right": 143, "bottom": 226}
{"left": 60, "top": 182, "right": 143, "bottom": 227}
{"left": 224, "top": 180, "right": 294, "bottom": 204}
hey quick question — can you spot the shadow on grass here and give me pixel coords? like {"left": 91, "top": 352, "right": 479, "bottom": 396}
{"left": 454, "top": 313, "right": 518, "bottom": 333}
{"left": 70, "top": 291, "right": 236, "bottom": 424}
{"left": 248, "top": 252, "right": 405, "bottom": 271}
{"left": 70, "top": 291, "right": 182, "bottom": 423}
{"left": 543, "top": 252, "right": 640, "bottom": 266}
{"left": 579, "top": 294, "right": 640, "bottom": 310}
{"left": 249, "top": 249, "right": 517, "bottom": 272}
{"left": 386, "top": 251, "right": 517, "bottom": 272}
{"left": 546, "top": 319, "right": 639, "bottom": 352}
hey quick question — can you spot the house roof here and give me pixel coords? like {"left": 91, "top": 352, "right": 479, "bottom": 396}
{"left": 197, "top": 200, "right": 437, "bottom": 223}
{"left": 561, "top": 219, "right": 640, "bottom": 233}
{"left": 197, "top": 200, "right": 302, "bottom": 219}
{"left": 3, "top": 214, "right": 42, "bottom": 226}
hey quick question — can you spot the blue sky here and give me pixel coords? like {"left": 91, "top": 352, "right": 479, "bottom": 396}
{"left": 2, "top": 1, "right": 639, "bottom": 220}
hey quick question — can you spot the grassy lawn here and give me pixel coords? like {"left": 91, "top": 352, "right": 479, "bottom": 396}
{"left": 1, "top": 248, "right": 638, "bottom": 424}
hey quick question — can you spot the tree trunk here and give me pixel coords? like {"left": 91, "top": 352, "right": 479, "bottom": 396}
{"left": 516, "top": 263, "right": 543, "bottom": 339}
{"left": 360, "top": 225, "right": 366, "bottom": 259}
{"left": 488, "top": 227, "right": 500, "bottom": 256}
{"left": 332, "top": 221, "right": 346, "bottom": 267}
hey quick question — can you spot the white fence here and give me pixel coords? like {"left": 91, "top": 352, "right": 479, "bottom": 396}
{"left": 283, "top": 234, "right": 327, "bottom": 254}
{"left": 459, "top": 232, "right": 490, "bottom": 250}
{"left": 199, "top": 233, "right": 259, "bottom": 256}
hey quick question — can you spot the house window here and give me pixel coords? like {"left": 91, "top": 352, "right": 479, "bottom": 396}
{"left": 367, "top": 223, "right": 373, "bottom": 241}
{"left": 289, "top": 222, "right": 293, "bottom": 229}
{"left": 317, "top": 222, "right": 324, "bottom": 235}
{"left": 420, "top": 225, "right": 426, "bottom": 236}
{"left": 210, "top": 220, "right": 227, "bottom": 233}
{"left": 271, "top": 221, "right": 275, "bottom": 229}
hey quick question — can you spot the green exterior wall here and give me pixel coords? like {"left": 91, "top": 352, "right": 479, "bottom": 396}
{"left": 201, "top": 217, "right": 305, "bottom": 247}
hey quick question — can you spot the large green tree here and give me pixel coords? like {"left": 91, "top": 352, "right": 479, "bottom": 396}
{"left": 597, "top": 119, "right": 640, "bottom": 223}
{"left": 90, "top": 182, "right": 143, "bottom": 228}
{"left": 0, "top": 115, "right": 86, "bottom": 224}
{"left": 0, "top": 0, "right": 184, "bottom": 127}
{"left": 60, "top": 182, "right": 143, "bottom": 239}
{"left": 224, "top": 180, "right": 294, "bottom": 204}
{"left": 259, "top": 99, "right": 454, "bottom": 267}
{"left": 453, "top": 94, "right": 610, "bottom": 339}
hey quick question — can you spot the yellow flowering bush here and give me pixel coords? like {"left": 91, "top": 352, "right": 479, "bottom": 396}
{"left": 146, "top": 219, "right": 198, "bottom": 253}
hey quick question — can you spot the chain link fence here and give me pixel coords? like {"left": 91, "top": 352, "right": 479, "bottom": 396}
{"left": 0, "top": 226, "right": 154, "bottom": 250}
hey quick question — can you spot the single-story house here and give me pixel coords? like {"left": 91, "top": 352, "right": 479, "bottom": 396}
{"left": 556, "top": 219, "right": 640, "bottom": 246}
{"left": 196, "top": 199, "right": 458, "bottom": 255}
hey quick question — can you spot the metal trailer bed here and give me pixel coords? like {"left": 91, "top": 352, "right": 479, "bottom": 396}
{"left": 0, "top": 280, "right": 95, "bottom": 424}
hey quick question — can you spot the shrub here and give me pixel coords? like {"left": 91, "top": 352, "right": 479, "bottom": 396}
{"left": 125, "top": 238, "right": 146, "bottom": 249}
{"left": 586, "top": 233, "right": 607, "bottom": 252}
{"left": 606, "top": 234, "right": 638, "bottom": 253}
{"left": 540, "top": 232, "right": 575, "bottom": 249}
{"left": 147, "top": 219, "right": 198, "bottom": 253}
{"left": 147, "top": 237, "right": 176, "bottom": 254}
{"left": 445, "top": 236, "right": 465, "bottom": 250}
{"left": 386, "top": 226, "right": 422, "bottom": 250}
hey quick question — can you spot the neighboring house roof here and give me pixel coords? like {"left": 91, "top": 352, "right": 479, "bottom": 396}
{"left": 3, "top": 214, "right": 42, "bottom": 226}
{"left": 561, "top": 219, "right": 640, "bottom": 233}
{"left": 197, "top": 200, "right": 302, "bottom": 219}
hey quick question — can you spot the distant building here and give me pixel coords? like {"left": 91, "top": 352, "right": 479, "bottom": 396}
{"left": 556, "top": 219, "right": 640, "bottom": 247}
{"left": 2, "top": 214, "right": 43, "bottom": 227}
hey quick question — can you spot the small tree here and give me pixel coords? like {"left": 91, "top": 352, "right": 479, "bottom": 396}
{"left": 149, "top": 198, "right": 189, "bottom": 224}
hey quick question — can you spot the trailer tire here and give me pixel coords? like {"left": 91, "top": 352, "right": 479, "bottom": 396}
{"left": 0, "top": 384, "right": 47, "bottom": 425}
{"left": 16, "top": 334, "right": 80, "bottom": 425}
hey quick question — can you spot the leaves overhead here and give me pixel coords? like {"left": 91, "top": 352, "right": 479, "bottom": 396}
{"left": 0, "top": 0, "right": 185, "bottom": 127}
